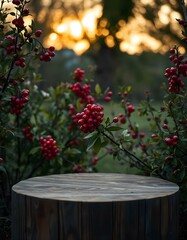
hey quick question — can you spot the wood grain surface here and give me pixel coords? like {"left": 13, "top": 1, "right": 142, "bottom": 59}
{"left": 12, "top": 173, "right": 179, "bottom": 202}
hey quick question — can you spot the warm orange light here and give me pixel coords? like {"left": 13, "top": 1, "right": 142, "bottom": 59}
{"left": 39, "top": 1, "right": 181, "bottom": 55}
{"left": 140, "top": 0, "right": 155, "bottom": 6}
{"left": 74, "top": 40, "right": 90, "bottom": 55}
{"left": 105, "top": 35, "right": 115, "bottom": 48}
{"left": 99, "top": 18, "right": 108, "bottom": 28}
{"left": 158, "top": 5, "right": 171, "bottom": 25}
{"left": 56, "top": 23, "right": 67, "bottom": 34}
{"left": 69, "top": 20, "right": 83, "bottom": 40}
{"left": 49, "top": 33, "right": 58, "bottom": 41}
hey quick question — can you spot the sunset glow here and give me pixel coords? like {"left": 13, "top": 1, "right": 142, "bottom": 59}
{"left": 5, "top": 0, "right": 182, "bottom": 55}
{"left": 43, "top": 1, "right": 181, "bottom": 55}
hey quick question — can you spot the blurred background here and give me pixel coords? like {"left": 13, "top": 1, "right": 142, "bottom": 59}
{"left": 25, "top": 0, "right": 183, "bottom": 100}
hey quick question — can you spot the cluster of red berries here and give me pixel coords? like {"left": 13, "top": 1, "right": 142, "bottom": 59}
{"left": 73, "top": 68, "right": 85, "bottom": 82}
{"left": 15, "top": 57, "right": 25, "bottom": 68}
{"left": 6, "top": 44, "right": 15, "bottom": 54}
{"left": 112, "top": 105, "right": 134, "bottom": 124}
{"left": 39, "top": 46, "right": 55, "bottom": 62}
{"left": 165, "top": 135, "right": 179, "bottom": 146}
{"left": 73, "top": 103, "right": 104, "bottom": 133}
{"left": 5, "top": 36, "right": 16, "bottom": 54}
{"left": 39, "top": 135, "right": 60, "bottom": 160}
{"left": 12, "top": 17, "right": 24, "bottom": 29}
{"left": 68, "top": 105, "right": 75, "bottom": 116}
{"left": 113, "top": 113, "right": 126, "bottom": 124}
{"left": 131, "top": 132, "right": 145, "bottom": 139}
{"left": 68, "top": 138, "right": 80, "bottom": 147}
{"left": 70, "top": 82, "right": 94, "bottom": 104}
{"left": 104, "top": 91, "right": 113, "bottom": 102}
{"left": 72, "top": 164, "right": 84, "bottom": 172}
{"left": 127, "top": 103, "right": 135, "bottom": 116}
{"left": 11, "top": 89, "right": 29, "bottom": 114}
{"left": 164, "top": 48, "right": 186, "bottom": 93}
{"left": 11, "top": 77, "right": 25, "bottom": 86}
{"left": 22, "top": 126, "right": 34, "bottom": 141}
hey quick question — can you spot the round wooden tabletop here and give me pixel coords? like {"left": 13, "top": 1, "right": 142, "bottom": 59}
{"left": 12, "top": 173, "right": 179, "bottom": 202}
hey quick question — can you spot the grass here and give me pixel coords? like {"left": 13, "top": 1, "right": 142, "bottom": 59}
{"left": 96, "top": 154, "right": 142, "bottom": 175}
{"left": 96, "top": 101, "right": 162, "bottom": 174}
{"left": 102, "top": 101, "right": 153, "bottom": 130}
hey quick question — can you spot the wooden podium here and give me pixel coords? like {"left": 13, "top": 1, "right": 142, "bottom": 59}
{"left": 12, "top": 173, "right": 179, "bottom": 240}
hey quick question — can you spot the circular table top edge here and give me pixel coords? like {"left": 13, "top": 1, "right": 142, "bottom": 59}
{"left": 12, "top": 173, "right": 179, "bottom": 202}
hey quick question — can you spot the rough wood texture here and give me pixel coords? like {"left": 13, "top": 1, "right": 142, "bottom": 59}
{"left": 12, "top": 173, "right": 179, "bottom": 240}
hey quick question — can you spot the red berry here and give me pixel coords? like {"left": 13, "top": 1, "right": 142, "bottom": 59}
{"left": 23, "top": 9, "right": 29, "bottom": 15}
{"left": 113, "top": 117, "right": 119, "bottom": 123}
{"left": 139, "top": 132, "right": 145, "bottom": 138}
{"left": 127, "top": 105, "right": 135, "bottom": 113}
{"left": 141, "top": 143, "right": 147, "bottom": 151}
{"left": 49, "top": 46, "right": 55, "bottom": 52}
{"left": 105, "top": 96, "right": 111, "bottom": 102}
{"left": 93, "top": 156, "right": 99, "bottom": 165}
{"left": 0, "top": 158, "right": 4, "bottom": 164}
{"left": 35, "top": 30, "right": 42, "bottom": 37}
{"left": 132, "top": 133, "right": 137, "bottom": 139}
{"left": 165, "top": 137, "right": 172, "bottom": 145}
{"left": 120, "top": 117, "right": 126, "bottom": 124}
{"left": 151, "top": 134, "right": 157, "bottom": 138}
{"left": 12, "top": 0, "right": 20, "bottom": 5}
{"left": 72, "top": 165, "right": 77, "bottom": 171}
{"left": 172, "top": 135, "right": 179, "bottom": 141}
{"left": 169, "top": 48, "right": 176, "bottom": 54}
{"left": 162, "top": 124, "right": 168, "bottom": 129}
{"left": 107, "top": 91, "right": 113, "bottom": 97}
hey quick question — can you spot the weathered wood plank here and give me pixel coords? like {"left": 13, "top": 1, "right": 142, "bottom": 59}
{"left": 145, "top": 198, "right": 161, "bottom": 240}
{"left": 11, "top": 191, "right": 26, "bottom": 239}
{"left": 59, "top": 201, "right": 82, "bottom": 240}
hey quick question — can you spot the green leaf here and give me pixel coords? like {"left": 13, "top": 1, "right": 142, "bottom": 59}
{"left": 93, "top": 136, "right": 102, "bottom": 154}
{"left": 105, "top": 117, "right": 110, "bottom": 125}
{"left": 63, "top": 148, "right": 81, "bottom": 155}
{"left": 106, "top": 126, "right": 123, "bottom": 131}
{"left": 95, "top": 84, "right": 102, "bottom": 94}
{"left": 126, "top": 85, "right": 132, "bottom": 93}
{"left": 84, "top": 131, "right": 97, "bottom": 139}
{"left": 100, "top": 140, "right": 109, "bottom": 147}
{"left": 29, "top": 146, "right": 40, "bottom": 155}
{"left": 87, "top": 135, "right": 99, "bottom": 151}
{"left": 68, "top": 148, "right": 81, "bottom": 154}
{"left": 0, "top": 166, "right": 7, "bottom": 174}
{"left": 121, "top": 129, "right": 130, "bottom": 137}
{"left": 178, "top": 168, "right": 185, "bottom": 181}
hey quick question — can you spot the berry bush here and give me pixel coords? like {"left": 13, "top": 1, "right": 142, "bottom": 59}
{"left": 1, "top": 0, "right": 187, "bottom": 239}
{"left": 0, "top": 2, "right": 103, "bottom": 237}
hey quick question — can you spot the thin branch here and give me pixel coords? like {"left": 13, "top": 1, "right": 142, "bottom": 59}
{"left": 181, "top": 0, "right": 187, "bottom": 22}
